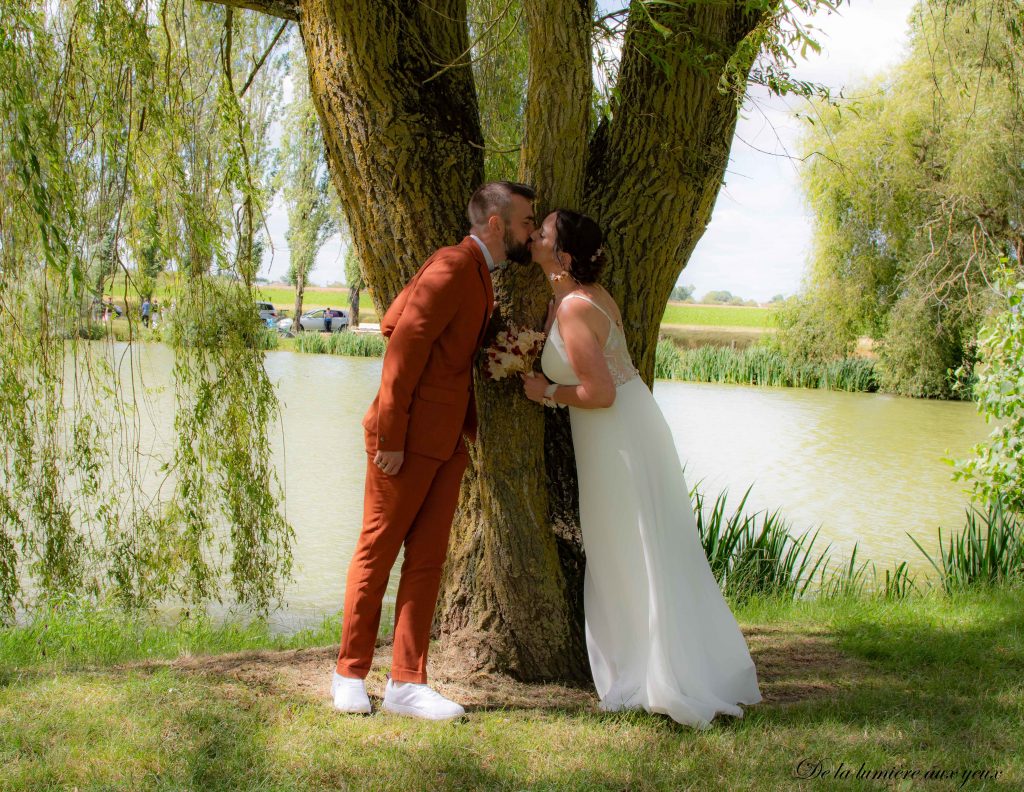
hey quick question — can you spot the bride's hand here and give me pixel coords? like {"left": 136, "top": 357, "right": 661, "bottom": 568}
{"left": 520, "top": 372, "right": 550, "bottom": 403}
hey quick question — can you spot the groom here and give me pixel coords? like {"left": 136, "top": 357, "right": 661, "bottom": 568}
{"left": 332, "top": 181, "right": 536, "bottom": 719}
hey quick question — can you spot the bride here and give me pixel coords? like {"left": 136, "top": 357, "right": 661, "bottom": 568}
{"left": 521, "top": 208, "right": 762, "bottom": 728}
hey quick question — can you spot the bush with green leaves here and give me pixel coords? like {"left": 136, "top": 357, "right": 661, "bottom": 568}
{"left": 952, "top": 268, "right": 1024, "bottom": 515}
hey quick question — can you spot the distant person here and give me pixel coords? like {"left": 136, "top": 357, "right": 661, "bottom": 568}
{"left": 324, "top": 307, "right": 333, "bottom": 333}
{"left": 141, "top": 298, "right": 151, "bottom": 328}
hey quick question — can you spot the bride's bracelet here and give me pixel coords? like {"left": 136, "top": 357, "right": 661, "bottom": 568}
{"left": 542, "top": 382, "right": 564, "bottom": 409}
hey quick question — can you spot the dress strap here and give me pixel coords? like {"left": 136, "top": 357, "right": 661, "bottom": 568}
{"left": 563, "top": 292, "right": 615, "bottom": 327}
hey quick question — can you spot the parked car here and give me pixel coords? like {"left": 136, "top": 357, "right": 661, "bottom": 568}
{"left": 276, "top": 308, "right": 350, "bottom": 334}
{"left": 255, "top": 301, "right": 279, "bottom": 328}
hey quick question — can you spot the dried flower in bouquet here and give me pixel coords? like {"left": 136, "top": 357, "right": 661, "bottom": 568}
{"left": 483, "top": 325, "right": 547, "bottom": 381}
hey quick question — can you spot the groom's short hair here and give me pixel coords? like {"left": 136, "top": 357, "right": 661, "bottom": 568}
{"left": 468, "top": 181, "right": 535, "bottom": 227}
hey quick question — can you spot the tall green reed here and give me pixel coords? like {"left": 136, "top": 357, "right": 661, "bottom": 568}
{"left": 294, "top": 331, "right": 386, "bottom": 357}
{"left": 656, "top": 340, "right": 878, "bottom": 392}
{"left": 910, "top": 499, "right": 1024, "bottom": 592}
{"left": 690, "top": 480, "right": 831, "bottom": 601}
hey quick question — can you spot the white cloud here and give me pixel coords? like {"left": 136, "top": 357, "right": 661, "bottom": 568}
{"left": 683, "top": 0, "right": 919, "bottom": 301}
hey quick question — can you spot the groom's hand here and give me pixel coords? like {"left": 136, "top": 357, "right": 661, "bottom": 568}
{"left": 374, "top": 450, "right": 404, "bottom": 476}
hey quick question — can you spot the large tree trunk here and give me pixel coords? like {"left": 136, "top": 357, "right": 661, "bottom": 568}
{"left": 435, "top": 0, "right": 595, "bottom": 682}
{"left": 292, "top": 265, "right": 306, "bottom": 331}
{"left": 299, "top": 0, "right": 484, "bottom": 307}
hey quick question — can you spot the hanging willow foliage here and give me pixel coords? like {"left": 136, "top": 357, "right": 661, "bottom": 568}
{"left": 0, "top": 0, "right": 294, "bottom": 621}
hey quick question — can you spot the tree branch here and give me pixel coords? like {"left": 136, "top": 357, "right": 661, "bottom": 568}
{"left": 241, "top": 20, "right": 289, "bottom": 96}
{"left": 199, "top": 0, "right": 299, "bottom": 23}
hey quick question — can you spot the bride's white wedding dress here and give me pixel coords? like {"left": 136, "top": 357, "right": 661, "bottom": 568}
{"left": 541, "top": 293, "right": 762, "bottom": 728}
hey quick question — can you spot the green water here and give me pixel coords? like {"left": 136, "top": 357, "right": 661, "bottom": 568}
{"left": 78, "top": 344, "right": 991, "bottom": 630}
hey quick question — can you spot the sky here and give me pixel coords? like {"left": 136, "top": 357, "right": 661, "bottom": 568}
{"left": 257, "top": 0, "right": 920, "bottom": 301}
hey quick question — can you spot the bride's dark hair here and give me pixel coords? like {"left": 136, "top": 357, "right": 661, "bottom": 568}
{"left": 553, "top": 209, "right": 606, "bottom": 284}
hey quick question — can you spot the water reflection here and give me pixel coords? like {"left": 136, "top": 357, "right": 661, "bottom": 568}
{"left": 653, "top": 382, "right": 985, "bottom": 566}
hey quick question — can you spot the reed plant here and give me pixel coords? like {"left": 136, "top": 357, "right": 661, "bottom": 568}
{"left": 690, "top": 481, "right": 931, "bottom": 601}
{"left": 655, "top": 340, "right": 879, "bottom": 392}
{"left": 878, "top": 560, "right": 918, "bottom": 600}
{"left": 294, "top": 330, "right": 386, "bottom": 357}
{"left": 816, "top": 544, "right": 874, "bottom": 599}
{"left": 690, "top": 480, "right": 831, "bottom": 601}
{"left": 910, "top": 499, "right": 1024, "bottom": 592}
{"left": 254, "top": 328, "right": 279, "bottom": 350}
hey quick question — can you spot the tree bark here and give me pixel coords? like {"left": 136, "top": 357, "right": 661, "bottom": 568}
{"left": 347, "top": 284, "right": 360, "bottom": 327}
{"left": 298, "top": 0, "right": 484, "bottom": 309}
{"left": 586, "top": 4, "right": 768, "bottom": 384}
{"left": 292, "top": 265, "right": 305, "bottom": 331}
{"left": 434, "top": 0, "right": 594, "bottom": 682}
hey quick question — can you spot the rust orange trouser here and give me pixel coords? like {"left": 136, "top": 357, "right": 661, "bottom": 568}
{"left": 336, "top": 443, "right": 468, "bottom": 684}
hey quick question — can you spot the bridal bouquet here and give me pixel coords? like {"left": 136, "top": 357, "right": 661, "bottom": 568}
{"left": 483, "top": 325, "right": 546, "bottom": 381}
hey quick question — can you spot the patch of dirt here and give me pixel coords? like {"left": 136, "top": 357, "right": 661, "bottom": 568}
{"left": 744, "top": 626, "right": 870, "bottom": 704}
{"left": 120, "top": 625, "right": 866, "bottom": 713}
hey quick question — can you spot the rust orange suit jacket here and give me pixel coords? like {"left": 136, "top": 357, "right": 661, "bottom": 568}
{"left": 362, "top": 237, "right": 494, "bottom": 461}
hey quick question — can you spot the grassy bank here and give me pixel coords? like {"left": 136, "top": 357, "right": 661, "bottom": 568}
{"left": 1, "top": 482, "right": 1020, "bottom": 789}
{"left": 85, "top": 323, "right": 884, "bottom": 396}
{"left": 655, "top": 340, "right": 879, "bottom": 393}
{"left": 659, "top": 323, "right": 768, "bottom": 351}
{"left": 2, "top": 469, "right": 1021, "bottom": 789}
{"left": 255, "top": 287, "right": 381, "bottom": 325}
{"left": 0, "top": 588, "right": 1020, "bottom": 791}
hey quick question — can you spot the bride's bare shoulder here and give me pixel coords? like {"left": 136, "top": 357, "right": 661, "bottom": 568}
{"left": 555, "top": 294, "right": 591, "bottom": 320}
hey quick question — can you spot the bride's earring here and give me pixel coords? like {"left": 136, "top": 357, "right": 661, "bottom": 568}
{"left": 549, "top": 270, "right": 569, "bottom": 283}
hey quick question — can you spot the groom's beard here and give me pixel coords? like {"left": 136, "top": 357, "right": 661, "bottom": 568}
{"left": 504, "top": 229, "right": 532, "bottom": 266}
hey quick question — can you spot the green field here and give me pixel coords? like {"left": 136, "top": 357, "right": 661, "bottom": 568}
{"left": 102, "top": 276, "right": 774, "bottom": 331}
{"left": 661, "top": 303, "right": 776, "bottom": 328}
{"left": 255, "top": 294, "right": 774, "bottom": 330}
{"left": 255, "top": 287, "right": 380, "bottom": 322}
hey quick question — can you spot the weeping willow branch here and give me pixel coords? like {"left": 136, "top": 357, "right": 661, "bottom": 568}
{"left": 0, "top": 0, "right": 293, "bottom": 619}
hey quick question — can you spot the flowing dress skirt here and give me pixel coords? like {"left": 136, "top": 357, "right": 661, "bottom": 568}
{"left": 569, "top": 377, "right": 762, "bottom": 728}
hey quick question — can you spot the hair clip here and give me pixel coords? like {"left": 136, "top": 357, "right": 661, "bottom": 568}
{"left": 590, "top": 246, "right": 604, "bottom": 262}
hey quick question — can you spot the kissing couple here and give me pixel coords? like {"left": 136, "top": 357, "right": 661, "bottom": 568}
{"left": 330, "top": 181, "right": 762, "bottom": 728}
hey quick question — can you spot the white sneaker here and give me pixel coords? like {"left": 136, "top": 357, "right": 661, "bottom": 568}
{"left": 331, "top": 672, "right": 372, "bottom": 714}
{"left": 381, "top": 677, "right": 465, "bottom": 720}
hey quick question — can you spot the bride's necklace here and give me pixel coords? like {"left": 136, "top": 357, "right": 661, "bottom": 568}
{"left": 550, "top": 269, "right": 583, "bottom": 300}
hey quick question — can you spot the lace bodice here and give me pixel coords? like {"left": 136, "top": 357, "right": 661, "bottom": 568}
{"left": 541, "top": 293, "right": 640, "bottom": 388}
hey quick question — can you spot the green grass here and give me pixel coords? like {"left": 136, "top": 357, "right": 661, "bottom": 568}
{"left": 98, "top": 276, "right": 770, "bottom": 334}
{"left": 98, "top": 274, "right": 381, "bottom": 324}
{"left": 254, "top": 286, "right": 379, "bottom": 323}
{"left": 1, "top": 591, "right": 1020, "bottom": 790}
{"left": 0, "top": 596, "right": 342, "bottom": 670}
{"left": 661, "top": 303, "right": 776, "bottom": 328}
